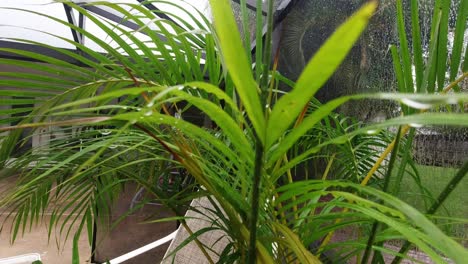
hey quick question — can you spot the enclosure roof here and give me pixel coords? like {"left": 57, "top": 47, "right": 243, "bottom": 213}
{"left": 0, "top": 0, "right": 293, "bottom": 62}
{"left": 0, "top": 0, "right": 209, "bottom": 55}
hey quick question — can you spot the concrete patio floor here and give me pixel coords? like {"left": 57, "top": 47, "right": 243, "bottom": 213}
{"left": 0, "top": 176, "right": 176, "bottom": 263}
{"left": 0, "top": 216, "right": 91, "bottom": 263}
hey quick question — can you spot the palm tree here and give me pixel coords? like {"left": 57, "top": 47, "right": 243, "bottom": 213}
{"left": 0, "top": 0, "right": 467, "bottom": 263}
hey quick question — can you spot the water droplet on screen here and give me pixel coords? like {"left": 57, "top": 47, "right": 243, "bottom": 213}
{"left": 99, "top": 129, "right": 112, "bottom": 136}
{"left": 409, "top": 123, "right": 424, "bottom": 128}
{"left": 400, "top": 99, "right": 432, "bottom": 110}
{"left": 365, "top": 129, "right": 380, "bottom": 135}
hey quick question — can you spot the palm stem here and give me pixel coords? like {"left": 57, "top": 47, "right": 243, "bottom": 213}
{"left": 247, "top": 138, "right": 264, "bottom": 264}
{"left": 360, "top": 126, "right": 410, "bottom": 186}
{"left": 180, "top": 221, "right": 215, "bottom": 264}
{"left": 283, "top": 155, "right": 298, "bottom": 220}
{"left": 248, "top": 1, "right": 274, "bottom": 261}
{"left": 134, "top": 123, "right": 214, "bottom": 263}
{"left": 391, "top": 128, "right": 415, "bottom": 195}
{"left": 361, "top": 126, "right": 403, "bottom": 263}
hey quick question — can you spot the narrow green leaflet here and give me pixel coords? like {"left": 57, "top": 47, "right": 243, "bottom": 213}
{"left": 410, "top": 0, "right": 424, "bottom": 90}
{"left": 208, "top": 0, "right": 265, "bottom": 141}
{"left": 396, "top": 0, "right": 414, "bottom": 94}
{"left": 449, "top": 0, "right": 468, "bottom": 83}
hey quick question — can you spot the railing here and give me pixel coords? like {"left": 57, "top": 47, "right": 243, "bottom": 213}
{"left": 0, "top": 253, "right": 41, "bottom": 264}
{"left": 106, "top": 231, "right": 177, "bottom": 264}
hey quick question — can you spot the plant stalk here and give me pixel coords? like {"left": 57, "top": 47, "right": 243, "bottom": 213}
{"left": 362, "top": 126, "right": 403, "bottom": 264}
{"left": 391, "top": 128, "right": 416, "bottom": 195}
{"left": 134, "top": 123, "right": 214, "bottom": 264}
{"left": 247, "top": 139, "right": 264, "bottom": 264}
{"left": 248, "top": 0, "right": 274, "bottom": 261}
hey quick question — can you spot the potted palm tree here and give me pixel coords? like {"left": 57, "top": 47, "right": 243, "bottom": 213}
{"left": 0, "top": 0, "right": 467, "bottom": 263}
